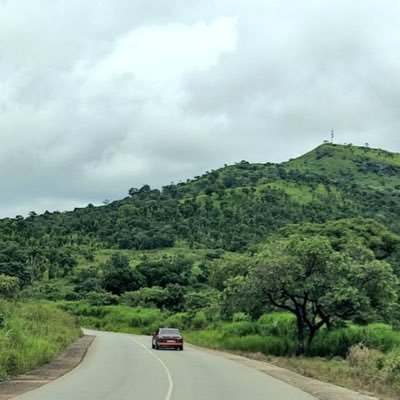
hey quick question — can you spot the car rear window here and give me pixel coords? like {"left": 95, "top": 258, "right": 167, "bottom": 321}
{"left": 160, "top": 328, "right": 180, "bottom": 335}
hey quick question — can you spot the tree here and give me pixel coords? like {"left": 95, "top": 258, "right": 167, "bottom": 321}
{"left": 102, "top": 253, "right": 146, "bottom": 295}
{"left": 0, "top": 262, "right": 30, "bottom": 287}
{"left": 128, "top": 187, "right": 139, "bottom": 196}
{"left": 72, "top": 267, "right": 102, "bottom": 293}
{"left": 249, "top": 235, "right": 399, "bottom": 355}
{"left": 209, "top": 253, "right": 251, "bottom": 291}
{"left": 137, "top": 256, "right": 192, "bottom": 288}
{"left": 0, "top": 274, "right": 20, "bottom": 298}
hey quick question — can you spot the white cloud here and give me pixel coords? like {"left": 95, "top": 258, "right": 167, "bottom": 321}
{"left": 94, "top": 18, "right": 237, "bottom": 83}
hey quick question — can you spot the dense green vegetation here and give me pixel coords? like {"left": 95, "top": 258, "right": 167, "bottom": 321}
{"left": 0, "top": 301, "right": 80, "bottom": 379}
{"left": 1, "top": 143, "right": 400, "bottom": 397}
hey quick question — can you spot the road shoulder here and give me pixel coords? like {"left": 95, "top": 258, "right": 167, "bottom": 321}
{"left": 0, "top": 335, "right": 95, "bottom": 400}
{"left": 188, "top": 344, "right": 378, "bottom": 400}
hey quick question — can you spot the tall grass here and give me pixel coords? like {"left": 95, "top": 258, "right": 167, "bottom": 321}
{"left": 58, "top": 302, "right": 167, "bottom": 334}
{"left": 311, "top": 323, "right": 400, "bottom": 357}
{"left": 0, "top": 300, "right": 80, "bottom": 380}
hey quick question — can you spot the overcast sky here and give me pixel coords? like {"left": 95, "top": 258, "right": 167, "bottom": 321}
{"left": 1, "top": 0, "right": 400, "bottom": 218}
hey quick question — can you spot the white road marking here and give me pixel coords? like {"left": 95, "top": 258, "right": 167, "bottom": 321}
{"left": 130, "top": 337, "right": 173, "bottom": 400}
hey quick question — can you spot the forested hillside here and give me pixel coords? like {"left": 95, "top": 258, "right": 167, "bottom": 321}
{"left": 2, "top": 143, "right": 400, "bottom": 260}
{"left": 1, "top": 143, "right": 400, "bottom": 284}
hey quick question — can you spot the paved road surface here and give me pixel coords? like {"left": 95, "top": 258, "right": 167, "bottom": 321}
{"left": 13, "top": 329, "right": 317, "bottom": 400}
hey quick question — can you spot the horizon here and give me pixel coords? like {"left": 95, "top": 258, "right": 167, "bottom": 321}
{"left": 3, "top": 140, "right": 397, "bottom": 219}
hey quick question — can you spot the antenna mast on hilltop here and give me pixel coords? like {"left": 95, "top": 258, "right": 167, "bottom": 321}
{"left": 331, "top": 130, "right": 334, "bottom": 144}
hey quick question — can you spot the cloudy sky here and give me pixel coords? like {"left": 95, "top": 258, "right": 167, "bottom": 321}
{"left": 1, "top": 0, "right": 400, "bottom": 217}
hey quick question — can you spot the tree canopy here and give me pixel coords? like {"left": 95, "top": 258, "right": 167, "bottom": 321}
{"left": 246, "top": 234, "right": 399, "bottom": 354}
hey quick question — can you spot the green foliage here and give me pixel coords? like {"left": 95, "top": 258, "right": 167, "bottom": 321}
{"left": 280, "top": 218, "right": 400, "bottom": 264}
{"left": 28, "top": 280, "right": 78, "bottom": 301}
{"left": 2, "top": 143, "right": 400, "bottom": 296}
{"left": 121, "top": 284, "right": 186, "bottom": 311}
{"left": 0, "top": 274, "right": 20, "bottom": 298}
{"left": 208, "top": 253, "right": 251, "bottom": 290}
{"left": 189, "top": 310, "right": 209, "bottom": 329}
{"left": 232, "top": 312, "right": 251, "bottom": 322}
{"left": 222, "top": 335, "right": 297, "bottom": 356}
{"left": 0, "top": 262, "right": 30, "bottom": 287}
{"left": 183, "top": 289, "right": 220, "bottom": 310}
{"left": 220, "top": 321, "right": 256, "bottom": 337}
{"left": 122, "top": 287, "right": 166, "bottom": 308}
{"left": 0, "top": 301, "right": 80, "bottom": 379}
{"left": 245, "top": 233, "right": 399, "bottom": 354}
{"left": 136, "top": 255, "right": 193, "bottom": 287}
{"left": 71, "top": 267, "right": 102, "bottom": 294}
{"left": 256, "top": 313, "right": 296, "bottom": 338}
{"left": 101, "top": 253, "right": 146, "bottom": 295}
{"left": 86, "top": 291, "right": 119, "bottom": 306}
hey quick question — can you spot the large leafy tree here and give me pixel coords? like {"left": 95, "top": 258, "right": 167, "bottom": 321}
{"left": 248, "top": 235, "right": 399, "bottom": 354}
{"left": 137, "top": 256, "right": 192, "bottom": 288}
{"left": 102, "top": 253, "right": 146, "bottom": 295}
{"left": 0, "top": 261, "right": 31, "bottom": 287}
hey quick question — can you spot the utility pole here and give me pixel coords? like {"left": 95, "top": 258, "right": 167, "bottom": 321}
{"left": 331, "top": 130, "right": 334, "bottom": 144}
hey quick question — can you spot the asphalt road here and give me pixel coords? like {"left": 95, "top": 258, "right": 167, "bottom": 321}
{"left": 13, "top": 329, "right": 317, "bottom": 400}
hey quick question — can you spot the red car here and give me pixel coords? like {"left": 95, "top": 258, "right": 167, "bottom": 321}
{"left": 152, "top": 328, "right": 184, "bottom": 350}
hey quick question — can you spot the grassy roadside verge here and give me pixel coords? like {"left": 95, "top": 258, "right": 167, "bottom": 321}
{"left": 238, "top": 352, "right": 398, "bottom": 400}
{"left": 0, "top": 300, "right": 81, "bottom": 380}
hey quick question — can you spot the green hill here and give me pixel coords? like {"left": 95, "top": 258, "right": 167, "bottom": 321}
{"left": 1, "top": 143, "right": 400, "bottom": 278}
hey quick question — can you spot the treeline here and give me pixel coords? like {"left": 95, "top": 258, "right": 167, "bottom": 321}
{"left": 2, "top": 145, "right": 400, "bottom": 261}
{"left": 1, "top": 144, "right": 400, "bottom": 304}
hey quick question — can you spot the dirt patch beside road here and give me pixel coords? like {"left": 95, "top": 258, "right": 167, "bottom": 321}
{"left": 0, "top": 335, "right": 95, "bottom": 400}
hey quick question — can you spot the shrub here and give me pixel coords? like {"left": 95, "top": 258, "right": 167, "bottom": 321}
{"left": 232, "top": 312, "right": 251, "bottom": 322}
{"left": 130, "top": 308, "right": 164, "bottom": 330}
{"left": 311, "top": 326, "right": 364, "bottom": 357}
{"left": 190, "top": 310, "right": 208, "bottom": 329}
{"left": 86, "top": 291, "right": 119, "bottom": 306}
{"left": 221, "top": 335, "right": 296, "bottom": 356}
{"left": 220, "top": 321, "right": 256, "bottom": 337}
{"left": 256, "top": 313, "right": 296, "bottom": 338}
{"left": 163, "top": 313, "right": 186, "bottom": 330}
{"left": 311, "top": 324, "right": 400, "bottom": 357}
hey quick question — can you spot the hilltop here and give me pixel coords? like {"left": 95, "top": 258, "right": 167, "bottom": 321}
{"left": 1, "top": 142, "right": 400, "bottom": 279}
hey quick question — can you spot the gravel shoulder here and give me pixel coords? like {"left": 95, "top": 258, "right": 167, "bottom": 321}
{"left": 191, "top": 345, "right": 378, "bottom": 400}
{"left": 0, "top": 333, "right": 378, "bottom": 400}
{"left": 187, "top": 344, "right": 379, "bottom": 400}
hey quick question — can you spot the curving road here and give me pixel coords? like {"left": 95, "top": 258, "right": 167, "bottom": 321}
{"left": 13, "top": 329, "right": 317, "bottom": 400}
